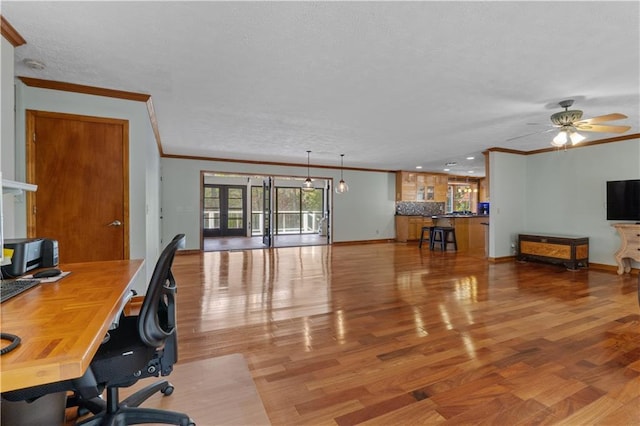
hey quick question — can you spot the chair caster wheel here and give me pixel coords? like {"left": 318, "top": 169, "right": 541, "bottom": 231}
{"left": 161, "top": 384, "right": 175, "bottom": 396}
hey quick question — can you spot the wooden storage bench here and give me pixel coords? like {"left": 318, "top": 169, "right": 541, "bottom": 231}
{"left": 517, "top": 233, "right": 589, "bottom": 270}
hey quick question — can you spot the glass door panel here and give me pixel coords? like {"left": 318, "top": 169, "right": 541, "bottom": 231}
{"left": 203, "top": 185, "right": 246, "bottom": 237}
{"left": 301, "top": 188, "right": 323, "bottom": 233}
{"left": 275, "top": 187, "right": 324, "bottom": 235}
{"left": 203, "top": 186, "right": 220, "bottom": 237}
{"left": 226, "top": 187, "right": 244, "bottom": 231}
{"left": 262, "top": 178, "right": 272, "bottom": 246}
{"left": 251, "top": 186, "right": 264, "bottom": 236}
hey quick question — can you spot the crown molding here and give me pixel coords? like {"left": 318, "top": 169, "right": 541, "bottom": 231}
{"left": 1, "top": 16, "right": 26, "bottom": 47}
{"left": 18, "top": 76, "right": 163, "bottom": 155}
{"left": 485, "top": 133, "right": 640, "bottom": 157}
{"left": 19, "top": 77, "right": 150, "bottom": 102}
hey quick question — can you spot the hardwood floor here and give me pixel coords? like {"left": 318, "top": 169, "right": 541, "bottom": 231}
{"left": 203, "top": 234, "right": 327, "bottom": 251}
{"left": 170, "top": 243, "right": 639, "bottom": 424}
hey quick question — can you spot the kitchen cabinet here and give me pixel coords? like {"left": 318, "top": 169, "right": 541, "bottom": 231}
{"left": 432, "top": 215, "right": 487, "bottom": 253}
{"left": 479, "top": 178, "right": 488, "bottom": 203}
{"left": 396, "top": 171, "right": 417, "bottom": 202}
{"left": 395, "top": 216, "right": 434, "bottom": 242}
{"left": 395, "top": 171, "right": 448, "bottom": 202}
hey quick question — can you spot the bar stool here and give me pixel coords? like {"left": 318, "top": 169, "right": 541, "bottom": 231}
{"left": 430, "top": 226, "right": 458, "bottom": 251}
{"left": 418, "top": 226, "right": 434, "bottom": 249}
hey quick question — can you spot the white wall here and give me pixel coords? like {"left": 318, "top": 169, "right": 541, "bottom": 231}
{"left": 525, "top": 139, "right": 640, "bottom": 265}
{"left": 1, "top": 37, "right": 16, "bottom": 242}
{"left": 489, "top": 138, "right": 640, "bottom": 267}
{"left": 161, "top": 157, "right": 396, "bottom": 249}
{"left": 12, "top": 82, "right": 160, "bottom": 293}
{"left": 488, "top": 151, "right": 527, "bottom": 258}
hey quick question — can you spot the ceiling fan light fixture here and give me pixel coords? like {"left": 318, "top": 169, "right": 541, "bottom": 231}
{"left": 552, "top": 129, "right": 569, "bottom": 146}
{"left": 569, "top": 130, "right": 586, "bottom": 145}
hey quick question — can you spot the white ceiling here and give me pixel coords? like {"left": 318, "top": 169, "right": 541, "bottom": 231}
{"left": 3, "top": 1, "right": 639, "bottom": 177}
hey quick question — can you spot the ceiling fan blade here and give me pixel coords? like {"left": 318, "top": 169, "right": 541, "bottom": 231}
{"left": 574, "top": 113, "right": 628, "bottom": 125}
{"left": 574, "top": 123, "right": 631, "bottom": 133}
{"left": 506, "top": 128, "right": 555, "bottom": 142}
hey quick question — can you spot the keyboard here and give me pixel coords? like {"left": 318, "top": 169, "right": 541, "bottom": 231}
{"left": 0, "top": 279, "right": 41, "bottom": 303}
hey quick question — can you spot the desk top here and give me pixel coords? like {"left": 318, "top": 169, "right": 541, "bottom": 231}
{"left": 0, "top": 259, "right": 144, "bottom": 392}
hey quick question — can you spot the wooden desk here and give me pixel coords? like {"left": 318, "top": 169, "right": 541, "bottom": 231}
{"left": 0, "top": 259, "right": 144, "bottom": 392}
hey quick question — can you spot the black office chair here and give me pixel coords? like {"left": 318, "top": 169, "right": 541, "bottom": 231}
{"left": 2, "top": 235, "right": 193, "bottom": 425}
{"left": 75, "top": 233, "right": 194, "bottom": 426}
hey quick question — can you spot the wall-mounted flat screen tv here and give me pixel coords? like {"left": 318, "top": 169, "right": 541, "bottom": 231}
{"left": 606, "top": 179, "right": 640, "bottom": 221}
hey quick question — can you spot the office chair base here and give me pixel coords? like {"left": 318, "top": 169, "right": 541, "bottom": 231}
{"left": 77, "top": 407, "right": 195, "bottom": 426}
{"left": 120, "top": 379, "right": 174, "bottom": 409}
{"left": 76, "top": 383, "right": 194, "bottom": 426}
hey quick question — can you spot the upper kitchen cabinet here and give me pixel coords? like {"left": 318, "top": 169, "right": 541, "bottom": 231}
{"left": 396, "top": 171, "right": 417, "bottom": 201}
{"left": 396, "top": 171, "right": 448, "bottom": 202}
{"left": 479, "top": 177, "right": 489, "bottom": 202}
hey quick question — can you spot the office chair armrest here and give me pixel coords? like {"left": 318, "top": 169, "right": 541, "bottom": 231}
{"left": 110, "top": 289, "right": 137, "bottom": 330}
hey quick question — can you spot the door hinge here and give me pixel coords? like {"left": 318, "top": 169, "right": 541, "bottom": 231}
{"left": 33, "top": 132, "right": 36, "bottom": 142}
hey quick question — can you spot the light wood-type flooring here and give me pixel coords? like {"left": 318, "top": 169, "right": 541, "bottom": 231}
{"left": 165, "top": 243, "right": 639, "bottom": 425}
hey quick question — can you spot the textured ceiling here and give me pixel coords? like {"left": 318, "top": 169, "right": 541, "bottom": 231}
{"left": 3, "top": 1, "right": 639, "bottom": 177}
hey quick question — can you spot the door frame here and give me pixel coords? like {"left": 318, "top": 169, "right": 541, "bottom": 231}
{"left": 25, "top": 110, "right": 130, "bottom": 259}
{"left": 200, "top": 171, "right": 333, "bottom": 250}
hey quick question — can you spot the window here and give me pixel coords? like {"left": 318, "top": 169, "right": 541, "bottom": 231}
{"left": 447, "top": 183, "right": 478, "bottom": 213}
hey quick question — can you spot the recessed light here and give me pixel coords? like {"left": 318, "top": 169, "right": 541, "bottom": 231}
{"left": 468, "top": 171, "right": 474, "bottom": 173}
{"left": 415, "top": 166, "right": 422, "bottom": 169}
{"left": 443, "top": 168, "right": 450, "bottom": 172}
{"left": 466, "top": 156, "right": 475, "bottom": 160}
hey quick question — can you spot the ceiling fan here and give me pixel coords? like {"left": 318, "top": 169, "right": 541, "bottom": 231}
{"left": 549, "top": 100, "right": 630, "bottom": 146}
{"left": 507, "top": 99, "right": 631, "bottom": 146}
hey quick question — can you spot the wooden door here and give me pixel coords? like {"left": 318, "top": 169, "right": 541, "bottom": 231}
{"left": 26, "top": 110, "right": 129, "bottom": 263}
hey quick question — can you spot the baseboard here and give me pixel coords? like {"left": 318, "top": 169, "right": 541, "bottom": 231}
{"left": 589, "top": 262, "right": 639, "bottom": 275}
{"left": 488, "top": 255, "right": 516, "bottom": 263}
{"left": 176, "top": 249, "right": 201, "bottom": 255}
{"left": 333, "top": 238, "right": 396, "bottom": 246}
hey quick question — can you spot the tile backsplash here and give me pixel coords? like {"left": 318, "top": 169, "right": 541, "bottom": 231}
{"left": 396, "top": 202, "right": 445, "bottom": 216}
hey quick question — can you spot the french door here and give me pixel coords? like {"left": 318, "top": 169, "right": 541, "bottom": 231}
{"left": 203, "top": 185, "right": 246, "bottom": 237}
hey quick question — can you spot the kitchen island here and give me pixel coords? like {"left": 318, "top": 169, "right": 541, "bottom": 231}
{"left": 395, "top": 214, "right": 488, "bottom": 253}
{"left": 431, "top": 214, "right": 489, "bottom": 252}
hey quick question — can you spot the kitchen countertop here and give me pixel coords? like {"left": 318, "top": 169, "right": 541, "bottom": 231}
{"left": 432, "top": 214, "right": 489, "bottom": 218}
{"left": 395, "top": 214, "right": 489, "bottom": 217}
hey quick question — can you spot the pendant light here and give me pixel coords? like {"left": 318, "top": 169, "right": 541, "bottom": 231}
{"left": 335, "top": 154, "right": 349, "bottom": 194}
{"left": 302, "top": 150, "right": 314, "bottom": 191}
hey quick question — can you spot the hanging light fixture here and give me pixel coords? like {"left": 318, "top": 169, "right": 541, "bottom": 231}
{"left": 335, "top": 154, "right": 349, "bottom": 194}
{"left": 302, "top": 150, "right": 314, "bottom": 191}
